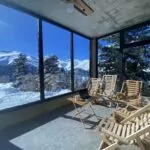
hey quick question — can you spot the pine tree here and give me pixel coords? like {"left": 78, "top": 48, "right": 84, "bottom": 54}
{"left": 98, "top": 27, "right": 150, "bottom": 82}
{"left": 98, "top": 34, "right": 120, "bottom": 78}
{"left": 12, "top": 54, "right": 28, "bottom": 79}
{"left": 124, "top": 25, "right": 150, "bottom": 81}
{"left": 124, "top": 45, "right": 150, "bottom": 81}
{"left": 44, "top": 55, "right": 59, "bottom": 74}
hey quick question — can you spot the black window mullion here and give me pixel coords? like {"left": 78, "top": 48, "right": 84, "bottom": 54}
{"left": 70, "top": 32, "right": 74, "bottom": 92}
{"left": 119, "top": 31, "right": 125, "bottom": 90}
{"left": 96, "top": 38, "right": 98, "bottom": 78}
{"left": 38, "top": 19, "right": 44, "bottom": 100}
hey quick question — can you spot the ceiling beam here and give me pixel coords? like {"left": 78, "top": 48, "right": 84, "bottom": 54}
{"left": 66, "top": 0, "right": 93, "bottom": 16}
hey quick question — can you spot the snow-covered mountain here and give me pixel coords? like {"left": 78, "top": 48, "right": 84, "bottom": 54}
{"left": 0, "top": 50, "right": 89, "bottom": 71}
{"left": 0, "top": 51, "right": 38, "bottom": 67}
{"left": 58, "top": 59, "right": 89, "bottom": 71}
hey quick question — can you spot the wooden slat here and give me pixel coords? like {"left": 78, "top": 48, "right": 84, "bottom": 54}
{"left": 117, "top": 124, "right": 122, "bottom": 136}
{"left": 108, "top": 122, "right": 115, "bottom": 141}
{"left": 126, "top": 124, "right": 131, "bottom": 137}
{"left": 130, "top": 123, "right": 135, "bottom": 144}
{"left": 110, "top": 123, "right": 118, "bottom": 142}
{"left": 121, "top": 124, "right": 127, "bottom": 137}
{"left": 112, "top": 123, "right": 118, "bottom": 135}
{"left": 135, "top": 117, "right": 140, "bottom": 131}
{"left": 131, "top": 123, "right": 135, "bottom": 134}
{"left": 103, "top": 119, "right": 111, "bottom": 131}
{"left": 140, "top": 114, "right": 145, "bottom": 139}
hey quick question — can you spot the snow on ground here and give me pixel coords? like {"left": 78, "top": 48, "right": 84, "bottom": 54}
{"left": 0, "top": 82, "right": 70, "bottom": 110}
{"left": 0, "top": 82, "right": 40, "bottom": 110}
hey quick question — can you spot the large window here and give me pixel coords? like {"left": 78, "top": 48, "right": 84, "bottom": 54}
{"left": 0, "top": 5, "right": 39, "bottom": 110}
{"left": 97, "top": 23, "right": 150, "bottom": 96}
{"left": 42, "top": 22, "right": 71, "bottom": 98}
{"left": 124, "top": 45, "right": 150, "bottom": 95}
{"left": 73, "top": 34, "right": 90, "bottom": 90}
{"left": 97, "top": 34, "right": 120, "bottom": 78}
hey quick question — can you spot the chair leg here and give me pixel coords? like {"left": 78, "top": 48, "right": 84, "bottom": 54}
{"left": 72, "top": 102, "right": 85, "bottom": 129}
{"left": 89, "top": 102, "right": 99, "bottom": 121}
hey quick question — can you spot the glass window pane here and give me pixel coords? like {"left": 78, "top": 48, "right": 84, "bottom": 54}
{"left": 98, "top": 34, "right": 120, "bottom": 78}
{"left": 125, "top": 24, "right": 150, "bottom": 44}
{"left": 42, "top": 22, "right": 71, "bottom": 98}
{"left": 124, "top": 44, "right": 150, "bottom": 96}
{"left": 73, "top": 34, "right": 90, "bottom": 90}
{"left": 0, "top": 5, "right": 40, "bottom": 110}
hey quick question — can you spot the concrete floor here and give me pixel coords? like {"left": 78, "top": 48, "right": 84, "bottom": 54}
{"left": 0, "top": 97, "right": 150, "bottom": 150}
{"left": 0, "top": 104, "right": 114, "bottom": 150}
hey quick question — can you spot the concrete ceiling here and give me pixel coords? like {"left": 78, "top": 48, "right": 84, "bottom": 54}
{"left": 3, "top": 0, "right": 150, "bottom": 37}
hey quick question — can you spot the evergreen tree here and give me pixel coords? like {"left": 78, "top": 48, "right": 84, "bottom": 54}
{"left": 124, "top": 45, "right": 150, "bottom": 81}
{"left": 44, "top": 55, "right": 59, "bottom": 74}
{"left": 98, "top": 26, "right": 150, "bottom": 82}
{"left": 12, "top": 54, "right": 28, "bottom": 79}
{"left": 98, "top": 34, "right": 120, "bottom": 78}
{"left": 124, "top": 25, "right": 150, "bottom": 81}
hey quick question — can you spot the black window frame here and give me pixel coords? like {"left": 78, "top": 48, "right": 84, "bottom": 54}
{"left": 0, "top": 1, "right": 91, "bottom": 112}
{"left": 96, "top": 20, "right": 150, "bottom": 90}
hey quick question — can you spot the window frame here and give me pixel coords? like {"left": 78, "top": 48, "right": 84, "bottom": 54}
{"left": 96, "top": 20, "right": 150, "bottom": 90}
{"left": 0, "top": 2, "right": 90, "bottom": 112}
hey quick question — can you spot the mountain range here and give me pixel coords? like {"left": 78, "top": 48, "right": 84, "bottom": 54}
{"left": 0, "top": 50, "right": 89, "bottom": 71}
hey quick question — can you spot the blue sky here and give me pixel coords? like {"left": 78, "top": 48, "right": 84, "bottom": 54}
{"left": 0, "top": 5, "right": 89, "bottom": 60}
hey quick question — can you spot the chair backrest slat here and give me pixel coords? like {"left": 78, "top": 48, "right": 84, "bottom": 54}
{"left": 101, "top": 75, "right": 117, "bottom": 96}
{"left": 87, "top": 78, "right": 101, "bottom": 96}
{"left": 126, "top": 80, "right": 142, "bottom": 97}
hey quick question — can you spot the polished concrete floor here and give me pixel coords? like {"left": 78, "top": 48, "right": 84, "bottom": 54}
{"left": 0, "top": 104, "right": 114, "bottom": 150}
{"left": 0, "top": 96, "right": 150, "bottom": 150}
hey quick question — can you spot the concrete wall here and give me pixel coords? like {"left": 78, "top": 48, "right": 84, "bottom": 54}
{"left": 0, "top": 94, "right": 73, "bottom": 132}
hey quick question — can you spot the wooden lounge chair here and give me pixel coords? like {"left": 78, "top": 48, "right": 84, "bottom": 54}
{"left": 116, "top": 80, "right": 142, "bottom": 107}
{"left": 100, "top": 75, "right": 117, "bottom": 106}
{"left": 98, "top": 103, "right": 150, "bottom": 150}
{"left": 86, "top": 78, "right": 101, "bottom": 103}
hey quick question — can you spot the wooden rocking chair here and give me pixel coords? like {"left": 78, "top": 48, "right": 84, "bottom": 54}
{"left": 98, "top": 103, "right": 150, "bottom": 150}
{"left": 116, "top": 80, "right": 142, "bottom": 107}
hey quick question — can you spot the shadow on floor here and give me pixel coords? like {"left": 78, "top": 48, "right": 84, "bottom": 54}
{"left": 0, "top": 104, "right": 74, "bottom": 150}
{"left": 63, "top": 114, "right": 101, "bottom": 130}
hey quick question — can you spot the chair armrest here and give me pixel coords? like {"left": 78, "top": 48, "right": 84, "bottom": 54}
{"left": 125, "top": 103, "right": 139, "bottom": 110}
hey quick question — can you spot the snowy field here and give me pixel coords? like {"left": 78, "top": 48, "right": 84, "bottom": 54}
{"left": 0, "top": 82, "right": 71, "bottom": 110}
